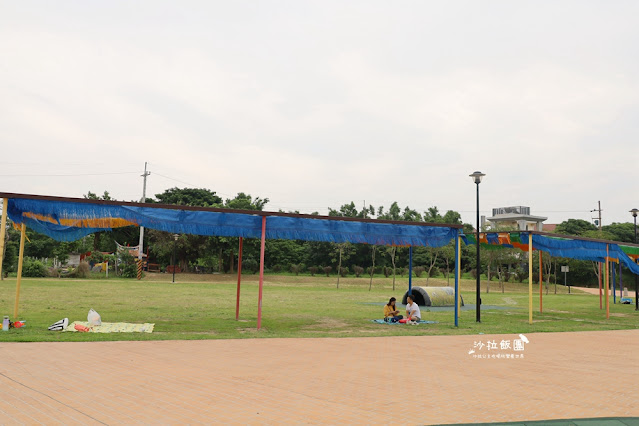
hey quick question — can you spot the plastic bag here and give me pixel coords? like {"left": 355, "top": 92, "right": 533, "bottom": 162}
{"left": 87, "top": 309, "right": 102, "bottom": 326}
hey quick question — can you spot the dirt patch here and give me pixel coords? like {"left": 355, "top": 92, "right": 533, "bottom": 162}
{"left": 303, "top": 318, "right": 350, "bottom": 330}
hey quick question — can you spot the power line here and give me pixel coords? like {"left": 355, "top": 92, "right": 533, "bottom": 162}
{"left": 0, "top": 171, "right": 139, "bottom": 177}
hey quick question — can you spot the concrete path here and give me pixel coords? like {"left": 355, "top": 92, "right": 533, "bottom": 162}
{"left": 1, "top": 330, "right": 638, "bottom": 425}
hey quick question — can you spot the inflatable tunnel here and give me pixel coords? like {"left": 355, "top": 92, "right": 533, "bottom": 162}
{"left": 402, "top": 286, "right": 464, "bottom": 307}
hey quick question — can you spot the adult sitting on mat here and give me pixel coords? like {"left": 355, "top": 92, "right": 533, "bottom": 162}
{"left": 405, "top": 295, "right": 421, "bottom": 325}
{"left": 383, "top": 297, "right": 403, "bottom": 322}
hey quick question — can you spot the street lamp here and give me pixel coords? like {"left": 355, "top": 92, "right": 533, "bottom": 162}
{"left": 470, "top": 171, "right": 485, "bottom": 322}
{"left": 631, "top": 208, "right": 638, "bottom": 310}
{"left": 172, "top": 233, "right": 179, "bottom": 283}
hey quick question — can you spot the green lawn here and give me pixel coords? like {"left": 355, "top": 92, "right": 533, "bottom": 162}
{"left": 0, "top": 273, "right": 637, "bottom": 342}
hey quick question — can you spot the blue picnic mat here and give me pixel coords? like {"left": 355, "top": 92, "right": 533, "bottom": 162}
{"left": 371, "top": 319, "right": 438, "bottom": 324}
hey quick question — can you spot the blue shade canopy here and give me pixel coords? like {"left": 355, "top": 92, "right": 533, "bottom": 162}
{"left": 462, "top": 230, "right": 639, "bottom": 275}
{"left": 6, "top": 197, "right": 458, "bottom": 247}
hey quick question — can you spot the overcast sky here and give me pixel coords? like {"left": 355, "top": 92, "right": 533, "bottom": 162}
{"left": 1, "top": 1, "right": 637, "bottom": 226}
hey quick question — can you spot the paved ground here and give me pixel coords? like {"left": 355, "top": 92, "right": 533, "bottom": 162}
{"left": 1, "top": 329, "right": 638, "bottom": 425}
{"left": 574, "top": 286, "right": 636, "bottom": 298}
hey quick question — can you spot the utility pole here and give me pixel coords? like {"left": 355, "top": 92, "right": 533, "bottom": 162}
{"left": 591, "top": 201, "right": 602, "bottom": 230}
{"left": 138, "top": 162, "right": 150, "bottom": 260}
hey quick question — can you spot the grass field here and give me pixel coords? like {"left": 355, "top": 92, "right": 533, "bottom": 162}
{"left": 0, "top": 273, "right": 637, "bottom": 342}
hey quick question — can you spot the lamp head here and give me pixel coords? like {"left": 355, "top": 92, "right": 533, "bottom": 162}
{"left": 469, "top": 171, "right": 485, "bottom": 184}
{"left": 173, "top": 233, "right": 180, "bottom": 241}
{"left": 631, "top": 208, "right": 639, "bottom": 218}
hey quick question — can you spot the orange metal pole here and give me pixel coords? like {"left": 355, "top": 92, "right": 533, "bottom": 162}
{"left": 257, "top": 217, "right": 266, "bottom": 330}
{"left": 235, "top": 237, "right": 243, "bottom": 320}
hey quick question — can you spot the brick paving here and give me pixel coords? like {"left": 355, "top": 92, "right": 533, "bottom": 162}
{"left": 0, "top": 329, "right": 638, "bottom": 425}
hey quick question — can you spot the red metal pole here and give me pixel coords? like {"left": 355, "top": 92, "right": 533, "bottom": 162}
{"left": 235, "top": 237, "right": 243, "bottom": 321}
{"left": 257, "top": 217, "right": 266, "bottom": 330}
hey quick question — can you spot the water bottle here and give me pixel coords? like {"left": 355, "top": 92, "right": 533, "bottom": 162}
{"left": 2, "top": 316, "right": 9, "bottom": 331}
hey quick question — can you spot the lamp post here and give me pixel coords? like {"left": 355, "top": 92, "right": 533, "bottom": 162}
{"left": 172, "top": 233, "right": 179, "bottom": 283}
{"left": 631, "top": 208, "right": 638, "bottom": 310}
{"left": 470, "top": 171, "right": 485, "bottom": 322}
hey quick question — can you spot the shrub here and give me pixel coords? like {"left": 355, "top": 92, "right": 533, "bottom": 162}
{"left": 290, "top": 264, "right": 301, "bottom": 275}
{"left": 428, "top": 268, "right": 439, "bottom": 277}
{"left": 323, "top": 266, "right": 332, "bottom": 277}
{"left": 414, "top": 266, "right": 425, "bottom": 278}
{"left": 22, "top": 259, "right": 48, "bottom": 277}
{"left": 339, "top": 267, "right": 349, "bottom": 277}
{"left": 48, "top": 267, "right": 61, "bottom": 278}
{"left": 272, "top": 264, "right": 282, "bottom": 273}
{"left": 308, "top": 266, "right": 318, "bottom": 276}
{"left": 383, "top": 267, "right": 391, "bottom": 278}
{"left": 120, "top": 263, "right": 138, "bottom": 278}
{"left": 352, "top": 266, "right": 364, "bottom": 277}
{"left": 242, "top": 259, "right": 259, "bottom": 274}
{"left": 75, "top": 261, "right": 91, "bottom": 278}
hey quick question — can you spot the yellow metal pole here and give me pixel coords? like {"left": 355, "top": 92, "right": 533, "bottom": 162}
{"left": 457, "top": 235, "right": 462, "bottom": 320}
{"left": 14, "top": 223, "right": 26, "bottom": 318}
{"left": 605, "top": 245, "right": 609, "bottom": 319}
{"left": 529, "top": 233, "right": 533, "bottom": 325}
{"left": 0, "top": 198, "right": 7, "bottom": 279}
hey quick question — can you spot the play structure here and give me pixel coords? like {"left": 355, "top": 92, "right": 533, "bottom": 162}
{"left": 1, "top": 191, "right": 638, "bottom": 328}
{"left": 402, "top": 286, "right": 464, "bottom": 307}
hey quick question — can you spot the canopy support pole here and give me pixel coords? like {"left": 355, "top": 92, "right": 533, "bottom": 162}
{"left": 612, "top": 261, "right": 616, "bottom": 304}
{"left": 619, "top": 261, "right": 623, "bottom": 298}
{"left": 235, "top": 237, "right": 243, "bottom": 320}
{"left": 0, "top": 198, "right": 7, "bottom": 280}
{"left": 599, "top": 262, "right": 602, "bottom": 309}
{"left": 408, "top": 246, "right": 413, "bottom": 295}
{"left": 454, "top": 233, "right": 460, "bottom": 327}
{"left": 528, "top": 233, "right": 533, "bottom": 325}
{"left": 539, "top": 250, "right": 543, "bottom": 313}
{"left": 257, "top": 217, "right": 266, "bottom": 330}
{"left": 605, "top": 245, "right": 609, "bottom": 319}
{"left": 14, "top": 223, "right": 26, "bottom": 318}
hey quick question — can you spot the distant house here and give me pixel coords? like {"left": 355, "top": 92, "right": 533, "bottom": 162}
{"left": 543, "top": 223, "right": 558, "bottom": 232}
{"left": 484, "top": 206, "right": 548, "bottom": 231}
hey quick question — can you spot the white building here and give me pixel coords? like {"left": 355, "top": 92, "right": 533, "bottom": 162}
{"left": 484, "top": 206, "right": 547, "bottom": 231}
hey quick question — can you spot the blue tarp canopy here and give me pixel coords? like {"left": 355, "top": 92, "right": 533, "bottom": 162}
{"left": 6, "top": 196, "right": 459, "bottom": 247}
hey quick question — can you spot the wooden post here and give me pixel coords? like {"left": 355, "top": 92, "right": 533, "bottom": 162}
{"left": 235, "top": 237, "right": 243, "bottom": 320}
{"left": 14, "top": 223, "right": 26, "bottom": 318}
{"left": 0, "top": 198, "right": 8, "bottom": 280}
{"left": 257, "top": 217, "right": 266, "bottom": 330}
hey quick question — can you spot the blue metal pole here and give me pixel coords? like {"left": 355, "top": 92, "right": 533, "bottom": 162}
{"left": 619, "top": 262, "right": 623, "bottom": 299}
{"left": 612, "top": 262, "right": 616, "bottom": 304}
{"left": 454, "top": 232, "right": 459, "bottom": 327}
{"left": 408, "top": 246, "right": 413, "bottom": 297}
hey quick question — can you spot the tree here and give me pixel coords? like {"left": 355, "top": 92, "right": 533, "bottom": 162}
{"left": 224, "top": 193, "right": 268, "bottom": 211}
{"left": 153, "top": 187, "right": 222, "bottom": 207}
{"left": 555, "top": 219, "right": 597, "bottom": 236}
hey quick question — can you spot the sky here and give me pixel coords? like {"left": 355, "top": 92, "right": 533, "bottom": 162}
{"left": 1, "top": 1, "right": 638, "bottom": 227}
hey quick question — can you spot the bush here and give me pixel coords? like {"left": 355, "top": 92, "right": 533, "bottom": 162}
{"left": 352, "top": 265, "right": 364, "bottom": 277}
{"left": 70, "top": 261, "right": 91, "bottom": 279}
{"left": 271, "top": 264, "right": 282, "bottom": 273}
{"left": 243, "top": 259, "right": 259, "bottom": 274}
{"left": 22, "top": 259, "right": 48, "bottom": 277}
{"left": 428, "top": 268, "right": 439, "bottom": 278}
{"left": 339, "top": 267, "right": 349, "bottom": 277}
{"left": 308, "top": 266, "right": 318, "bottom": 276}
{"left": 120, "top": 263, "right": 138, "bottom": 278}
{"left": 323, "top": 266, "right": 332, "bottom": 277}
{"left": 290, "top": 264, "right": 302, "bottom": 275}
{"left": 414, "top": 266, "right": 425, "bottom": 278}
{"left": 48, "top": 267, "right": 61, "bottom": 278}
{"left": 383, "top": 267, "right": 391, "bottom": 278}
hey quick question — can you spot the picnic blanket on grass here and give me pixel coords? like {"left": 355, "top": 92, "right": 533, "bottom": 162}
{"left": 64, "top": 321, "right": 154, "bottom": 333}
{"left": 371, "top": 319, "right": 438, "bottom": 325}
